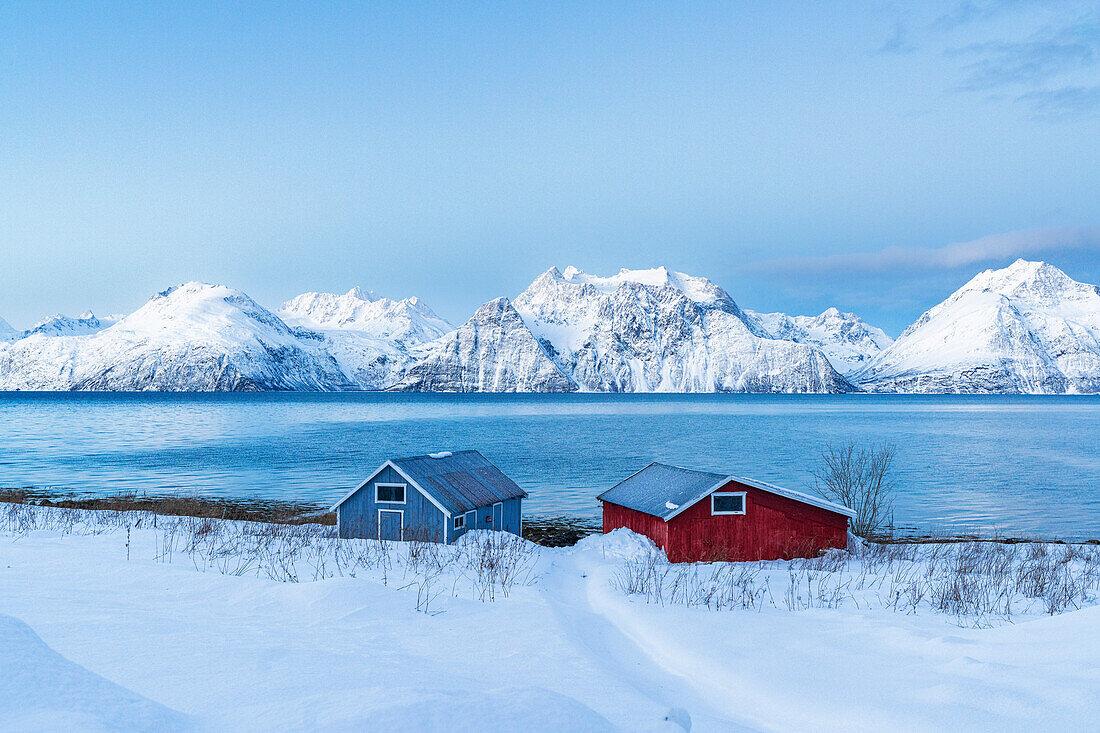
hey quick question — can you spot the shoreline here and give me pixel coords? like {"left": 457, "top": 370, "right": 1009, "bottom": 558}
{"left": 1, "top": 488, "right": 1093, "bottom": 547}
{"left": 0, "top": 489, "right": 603, "bottom": 548}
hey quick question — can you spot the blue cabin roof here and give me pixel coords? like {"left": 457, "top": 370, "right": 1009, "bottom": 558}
{"left": 597, "top": 462, "right": 855, "bottom": 520}
{"left": 332, "top": 450, "right": 527, "bottom": 516}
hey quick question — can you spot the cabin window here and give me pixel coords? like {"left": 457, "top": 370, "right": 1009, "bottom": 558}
{"left": 453, "top": 514, "right": 466, "bottom": 531}
{"left": 711, "top": 492, "right": 746, "bottom": 515}
{"left": 375, "top": 483, "right": 406, "bottom": 504}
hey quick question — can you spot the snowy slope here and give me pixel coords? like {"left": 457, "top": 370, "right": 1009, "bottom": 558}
{"left": 393, "top": 297, "right": 578, "bottom": 392}
{"left": 2, "top": 507, "right": 1099, "bottom": 731}
{"left": 855, "top": 259, "right": 1100, "bottom": 393}
{"left": 746, "top": 307, "right": 892, "bottom": 376}
{"left": 509, "top": 266, "right": 852, "bottom": 393}
{"left": 278, "top": 287, "right": 452, "bottom": 389}
{"left": 0, "top": 283, "right": 353, "bottom": 391}
{"left": 0, "top": 613, "right": 188, "bottom": 730}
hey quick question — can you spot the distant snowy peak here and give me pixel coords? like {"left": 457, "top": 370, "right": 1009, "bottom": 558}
{"left": 0, "top": 317, "right": 17, "bottom": 342}
{"left": 554, "top": 265, "right": 736, "bottom": 308}
{"left": 278, "top": 288, "right": 450, "bottom": 343}
{"left": 856, "top": 260, "right": 1100, "bottom": 394}
{"left": 24, "top": 311, "right": 121, "bottom": 338}
{"left": 746, "top": 307, "right": 893, "bottom": 376}
{"left": 124, "top": 282, "right": 294, "bottom": 338}
{"left": 960, "top": 258, "right": 1096, "bottom": 303}
{"left": 345, "top": 286, "right": 381, "bottom": 302}
{"left": 394, "top": 298, "right": 577, "bottom": 393}
{"left": 511, "top": 266, "right": 850, "bottom": 393}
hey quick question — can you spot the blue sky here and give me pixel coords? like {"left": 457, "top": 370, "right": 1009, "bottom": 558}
{"left": 1, "top": 1, "right": 1098, "bottom": 335}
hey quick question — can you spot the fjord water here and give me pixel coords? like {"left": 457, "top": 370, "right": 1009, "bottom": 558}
{"left": 1, "top": 393, "right": 1098, "bottom": 539}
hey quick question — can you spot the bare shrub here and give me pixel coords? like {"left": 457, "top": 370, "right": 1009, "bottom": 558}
{"left": 814, "top": 441, "right": 896, "bottom": 537}
{"left": 458, "top": 531, "right": 538, "bottom": 601}
{"left": 613, "top": 535, "right": 1100, "bottom": 624}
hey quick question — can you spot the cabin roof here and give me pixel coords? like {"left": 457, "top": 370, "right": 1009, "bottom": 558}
{"left": 596, "top": 462, "right": 855, "bottom": 520}
{"left": 331, "top": 450, "right": 528, "bottom": 515}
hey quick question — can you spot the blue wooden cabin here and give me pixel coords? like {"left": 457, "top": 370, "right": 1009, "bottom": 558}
{"left": 331, "top": 450, "right": 527, "bottom": 543}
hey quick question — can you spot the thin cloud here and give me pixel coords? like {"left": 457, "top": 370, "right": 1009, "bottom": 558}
{"left": 913, "top": 4, "right": 1100, "bottom": 118}
{"left": 749, "top": 227, "right": 1100, "bottom": 275}
{"left": 876, "top": 22, "right": 916, "bottom": 55}
{"left": 953, "top": 20, "right": 1099, "bottom": 92}
{"left": 931, "top": 0, "right": 1047, "bottom": 32}
{"left": 1018, "top": 84, "right": 1100, "bottom": 115}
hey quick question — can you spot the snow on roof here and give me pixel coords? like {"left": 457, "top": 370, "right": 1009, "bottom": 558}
{"left": 597, "top": 463, "right": 727, "bottom": 520}
{"left": 331, "top": 450, "right": 528, "bottom": 515}
{"left": 597, "top": 462, "right": 855, "bottom": 520}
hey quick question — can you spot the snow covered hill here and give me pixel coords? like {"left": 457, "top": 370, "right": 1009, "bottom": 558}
{"left": 745, "top": 307, "right": 893, "bottom": 377}
{"left": 854, "top": 259, "right": 1100, "bottom": 393}
{"left": 505, "top": 266, "right": 852, "bottom": 393}
{"left": 393, "top": 298, "right": 578, "bottom": 392}
{"left": 278, "top": 287, "right": 452, "bottom": 389}
{"left": 0, "top": 283, "right": 353, "bottom": 391}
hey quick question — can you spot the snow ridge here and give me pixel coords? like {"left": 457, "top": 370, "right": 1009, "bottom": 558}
{"left": 276, "top": 287, "right": 452, "bottom": 389}
{"left": 393, "top": 298, "right": 578, "bottom": 392}
{"left": 745, "top": 307, "right": 893, "bottom": 377}
{"left": 24, "top": 312, "right": 121, "bottom": 338}
{"left": 500, "top": 266, "right": 852, "bottom": 393}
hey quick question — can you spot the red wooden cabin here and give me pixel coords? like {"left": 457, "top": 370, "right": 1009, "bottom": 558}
{"left": 598, "top": 463, "right": 854, "bottom": 563}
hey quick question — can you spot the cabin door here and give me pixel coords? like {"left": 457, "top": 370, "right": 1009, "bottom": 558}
{"left": 378, "top": 509, "right": 403, "bottom": 541}
{"left": 492, "top": 502, "right": 503, "bottom": 531}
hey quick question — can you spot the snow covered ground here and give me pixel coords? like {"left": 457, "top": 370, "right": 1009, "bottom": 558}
{"left": 0, "top": 505, "right": 1098, "bottom": 732}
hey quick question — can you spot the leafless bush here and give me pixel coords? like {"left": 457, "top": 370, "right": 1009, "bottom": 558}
{"left": 614, "top": 536, "right": 1100, "bottom": 624}
{"left": 814, "top": 441, "right": 896, "bottom": 537}
{"left": 458, "top": 531, "right": 538, "bottom": 601}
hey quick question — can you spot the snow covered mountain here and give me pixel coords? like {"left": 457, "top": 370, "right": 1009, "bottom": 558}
{"left": 0, "top": 283, "right": 352, "bottom": 391}
{"left": 277, "top": 287, "right": 452, "bottom": 389}
{"left": 395, "top": 266, "right": 850, "bottom": 393}
{"left": 279, "top": 287, "right": 450, "bottom": 343}
{"left": 393, "top": 298, "right": 577, "bottom": 392}
{"left": 513, "top": 266, "right": 852, "bottom": 392}
{"left": 745, "top": 307, "right": 893, "bottom": 376}
{"left": 24, "top": 312, "right": 121, "bottom": 338}
{"left": 854, "top": 260, "right": 1100, "bottom": 394}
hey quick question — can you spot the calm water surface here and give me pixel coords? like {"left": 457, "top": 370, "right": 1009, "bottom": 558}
{"left": 1, "top": 393, "right": 1098, "bottom": 539}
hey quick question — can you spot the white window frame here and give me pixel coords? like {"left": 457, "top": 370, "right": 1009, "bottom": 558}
{"left": 491, "top": 502, "right": 504, "bottom": 531}
{"left": 711, "top": 491, "right": 747, "bottom": 516}
{"left": 453, "top": 514, "right": 466, "bottom": 531}
{"left": 375, "top": 483, "right": 407, "bottom": 504}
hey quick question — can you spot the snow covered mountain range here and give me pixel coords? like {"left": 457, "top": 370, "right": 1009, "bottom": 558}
{"left": 1, "top": 259, "right": 1098, "bottom": 393}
